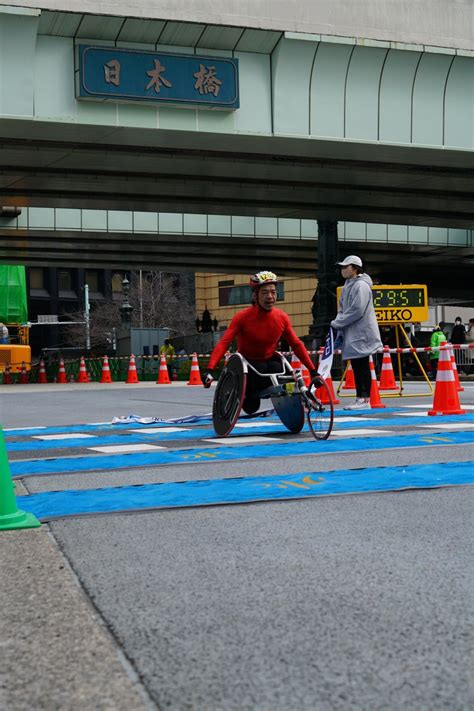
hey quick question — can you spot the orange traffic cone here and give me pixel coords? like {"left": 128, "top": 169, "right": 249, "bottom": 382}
{"left": 77, "top": 356, "right": 89, "bottom": 383}
{"left": 125, "top": 354, "right": 139, "bottom": 384}
{"left": 450, "top": 349, "right": 464, "bottom": 392}
{"left": 69, "top": 373, "right": 75, "bottom": 383}
{"left": 156, "top": 354, "right": 171, "bottom": 384}
{"left": 316, "top": 375, "right": 340, "bottom": 405}
{"left": 187, "top": 353, "right": 203, "bottom": 386}
{"left": 379, "top": 347, "right": 397, "bottom": 390}
{"left": 369, "top": 356, "right": 386, "bottom": 408}
{"left": 19, "top": 362, "right": 28, "bottom": 384}
{"left": 57, "top": 357, "right": 67, "bottom": 384}
{"left": 428, "top": 343, "right": 465, "bottom": 415}
{"left": 2, "top": 365, "right": 12, "bottom": 385}
{"left": 172, "top": 367, "right": 178, "bottom": 381}
{"left": 342, "top": 361, "right": 356, "bottom": 390}
{"left": 38, "top": 359, "right": 48, "bottom": 384}
{"left": 291, "top": 353, "right": 302, "bottom": 372}
{"left": 100, "top": 355, "right": 113, "bottom": 383}
{"left": 301, "top": 362, "right": 312, "bottom": 387}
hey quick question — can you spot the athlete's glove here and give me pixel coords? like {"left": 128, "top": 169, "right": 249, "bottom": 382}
{"left": 202, "top": 369, "right": 215, "bottom": 388}
{"left": 309, "top": 368, "right": 318, "bottom": 380}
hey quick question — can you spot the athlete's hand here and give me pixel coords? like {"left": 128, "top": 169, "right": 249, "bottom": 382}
{"left": 202, "top": 370, "right": 215, "bottom": 388}
{"left": 309, "top": 368, "right": 318, "bottom": 380}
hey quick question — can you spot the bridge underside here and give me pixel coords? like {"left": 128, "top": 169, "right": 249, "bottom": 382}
{"left": 0, "top": 118, "right": 472, "bottom": 299}
{"left": 1, "top": 119, "right": 473, "bottom": 229}
{"left": 0, "top": 227, "right": 471, "bottom": 300}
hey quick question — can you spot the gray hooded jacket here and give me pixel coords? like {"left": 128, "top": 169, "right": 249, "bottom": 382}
{"left": 330, "top": 273, "right": 382, "bottom": 360}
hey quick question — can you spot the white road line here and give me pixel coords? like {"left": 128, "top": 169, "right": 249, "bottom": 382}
{"left": 128, "top": 427, "right": 190, "bottom": 434}
{"left": 203, "top": 436, "right": 283, "bottom": 445}
{"left": 234, "top": 422, "right": 281, "bottom": 429}
{"left": 5, "top": 426, "right": 46, "bottom": 432}
{"left": 330, "top": 429, "right": 392, "bottom": 436}
{"left": 33, "top": 433, "right": 97, "bottom": 440}
{"left": 418, "top": 423, "right": 474, "bottom": 430}
{"left": 88, "top": 444, "right": 167, "bottom": 453}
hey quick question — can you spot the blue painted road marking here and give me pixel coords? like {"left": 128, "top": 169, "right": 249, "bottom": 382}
{"left": 18, "top": 461, "right": 474, "bottom": 521}
{"left": 10, "top": 430, "right": 474, "bottom": 478}
{"left": 6, "top": 413, "right": 474, "bottom": 451}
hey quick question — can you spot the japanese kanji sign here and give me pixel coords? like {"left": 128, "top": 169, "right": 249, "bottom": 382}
{"left": 77, "top": 45, "right": 239, "bottom": 110}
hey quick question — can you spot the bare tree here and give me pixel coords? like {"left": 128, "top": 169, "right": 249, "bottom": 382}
{"left": 128, "top": 272, "right": 195, "bottom": 336}
{"left": 61, "top": 271, "right": 195, "bottom": 349}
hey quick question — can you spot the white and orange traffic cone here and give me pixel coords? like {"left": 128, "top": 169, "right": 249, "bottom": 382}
{"left": 2, "top": 365, "right": 12, "bottom": 385}
{"left": 291, "top": 353, "right": 302, "bottom": 372}
{"left": 428, "top": 343, "right": 465, "bottom": 416}
{"left": 450, "top": 348, "right": 464, "bottom": 392}
{"left": 369, "top": 356, "right": 386, "bottom": 408}
{"left": 100, "top": 355, "right": 113, "bottom": 384}
{"left": 342, "top": 361, "right": 356, "bottom": 390}
{"left": 301, "top": 362, "right": 312, "bottom": 387}
{"left": 156, "top": 354, "right": 171, "bottom": 384}
{"left": 19, "top": 362, "right": 28, "bottom": 384}
{"left": 77, "top": 356, "right": 89, "bottom": 383}
{"left": 125, "top": 354, "right": 139, "bottom": 384}
{"left": 187, "top": 353, "right": 203, "bottom": 386}
{"left": 38, "top": 359, "right": 48, "bottom": 384}
{"left": 57, "top": 357, "right": 67, "bottom": 384}
{"left": 378, "top": 347, "right": 397, "bottom": 390}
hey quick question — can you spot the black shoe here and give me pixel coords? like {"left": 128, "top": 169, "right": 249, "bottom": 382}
{"left": 242, "top": 396, "right": 261, "bottom": 415}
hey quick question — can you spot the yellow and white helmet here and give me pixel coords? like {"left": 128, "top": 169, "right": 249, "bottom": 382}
{"left": 249, "top": 270, "right": 278, "bottom": 289}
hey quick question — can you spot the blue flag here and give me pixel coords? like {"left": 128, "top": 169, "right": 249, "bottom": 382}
{"left": 318, "top": 328, "right": 335, "bottom": 380}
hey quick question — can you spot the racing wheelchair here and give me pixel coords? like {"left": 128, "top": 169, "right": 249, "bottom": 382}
{"left": 212, "top": 352, "right": 334, "bottom": 440}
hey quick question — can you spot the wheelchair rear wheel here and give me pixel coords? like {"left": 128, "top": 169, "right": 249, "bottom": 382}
{"left": 304, "top": 377, "right": 334, "bottom": 440}
{"left": 212, "top": 354, "right": 247, "bottom": 437}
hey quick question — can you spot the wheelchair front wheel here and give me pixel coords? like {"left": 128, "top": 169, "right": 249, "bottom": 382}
{"left": 303, "top": 377, "right": 334, "bottom": 440}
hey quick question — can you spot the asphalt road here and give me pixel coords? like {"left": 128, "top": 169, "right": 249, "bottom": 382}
{"left": 1, "top": 381, "right": 473, "bottom": 710}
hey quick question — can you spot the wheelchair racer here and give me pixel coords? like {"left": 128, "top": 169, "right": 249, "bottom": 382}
{"left": 202, "top": 271, "right": 318, "bottom": 414}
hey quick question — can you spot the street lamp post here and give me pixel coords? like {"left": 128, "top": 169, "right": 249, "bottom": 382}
{"left": 119, "top": 276, "right": 133, "bottom": 325}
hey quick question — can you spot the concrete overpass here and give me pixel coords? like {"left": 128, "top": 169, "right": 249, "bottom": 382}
{"left": 0, "top": 1, "right": 473, "bottom": 295}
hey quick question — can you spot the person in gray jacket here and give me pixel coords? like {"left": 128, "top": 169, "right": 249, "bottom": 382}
{"left": 331, "top": 255, "right": 382, "bottom": 410}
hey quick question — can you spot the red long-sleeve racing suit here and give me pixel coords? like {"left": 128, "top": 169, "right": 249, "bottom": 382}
{"left": 207, "top": 305, "right": 315, "bottom": 372}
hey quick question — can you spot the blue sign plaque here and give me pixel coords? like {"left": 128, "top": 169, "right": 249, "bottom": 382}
{"left": 77, "top": 45, "right": 239, "bottom": 110}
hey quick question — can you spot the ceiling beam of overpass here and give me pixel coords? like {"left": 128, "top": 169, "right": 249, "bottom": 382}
{"left": 1, "top": 121, "right": 473, "bottom": 228}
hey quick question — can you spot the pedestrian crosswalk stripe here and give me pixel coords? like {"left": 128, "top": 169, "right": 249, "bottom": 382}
{"left": 88, "top": 444, "right": 167, "bottom": 454}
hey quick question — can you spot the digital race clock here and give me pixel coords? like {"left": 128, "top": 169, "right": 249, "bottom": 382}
{"left": 336, "top": 284, "right": 428, "bottom": 324}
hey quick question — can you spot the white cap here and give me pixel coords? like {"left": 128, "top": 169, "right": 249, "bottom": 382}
{"left": 336, "top": 255, "right": 362, "bottom": 268}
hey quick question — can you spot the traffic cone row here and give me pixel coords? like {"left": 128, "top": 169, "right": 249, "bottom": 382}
{"left": 378, "top": 347, "right": 397, "bottom": 390}
{"left": 187, "top": 353, "right": 202, "bottom": 386}
{"left": 428, "top": 343, "right": 465, "bottom": 416}
{"left": 156, "top": 354, "right": 170, "bottom": 384}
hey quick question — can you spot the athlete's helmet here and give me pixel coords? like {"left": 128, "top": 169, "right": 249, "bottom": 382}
{"left": 249, "top": 270, "right": 278, "bottom": 289}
